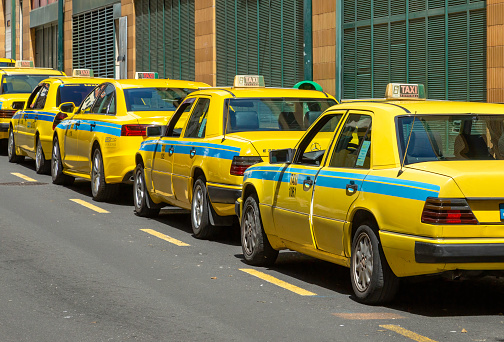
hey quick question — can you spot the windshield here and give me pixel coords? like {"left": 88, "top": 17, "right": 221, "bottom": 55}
{"left": 225, "top": 98, "right": 337, "bottom": 133}
{"left": 123, "top": 87, "right": 196, "bottom": 111}
{"left": 57, "top": 84, "right": 98, "bottom": 106}
{"left": 397, "top": 114, "right": 504, "bottom": 164}
{"left": 0, "top": 62, "right": 14, "bottom": 67}
{"left": 1, "top": 75, "right": 58, "bottom": 94}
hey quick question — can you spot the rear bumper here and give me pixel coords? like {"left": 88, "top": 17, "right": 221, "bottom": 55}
{"left": 207, "top": 184, "right": 242, "bottom": 204}
{"left": 0, "top": 122, "right": 9, "bottom": 132}
{"left": 415, "top": 242, "right": 504, "bottom": 263}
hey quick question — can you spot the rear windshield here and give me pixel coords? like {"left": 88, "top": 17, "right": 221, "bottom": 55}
{"left": 397, "top": 114, "right": 504, "bottom": 164}
{"left": 225, "top": 98, "right": 337, "bottom": 133}
{"left": 1, "top": 75, "right": 58, "bottom": 94}
{"left": 123, "top": 87, "right": 196, "bottom": 111}
{"left": 0, "top": 62, "right": 14, "bottom": 67}
{"left": 57, "top": 84, "right": 98, "bottom": 106}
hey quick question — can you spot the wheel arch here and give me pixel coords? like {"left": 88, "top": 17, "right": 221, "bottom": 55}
{"left": 349, "top": 208, "right": 379, "bottom": 245}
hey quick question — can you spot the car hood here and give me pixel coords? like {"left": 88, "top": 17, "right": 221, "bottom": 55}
{"left": 227, "top": 131, "right": 305, "bottom": 157}
{"left": 407, "top": 160, "right": 504, "bottom": 198}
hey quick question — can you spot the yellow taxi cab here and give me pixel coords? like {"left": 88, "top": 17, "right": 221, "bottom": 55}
{"left": 238, "top": 83, "right": 504, "bottom": 304}
{"left": 8, "top": 69, "right": 107, "bottom": 173}
{"left": 0, "top": 60, "right": 65, "bottom": 143}
{"left": 0, "top": 58, "right": 15, "bottom": 67}
{"left": 51, "top": 73, "right": 209, "bottom": 202}
{"left": 134, "top": 75, "right": 337, "bottom": 239}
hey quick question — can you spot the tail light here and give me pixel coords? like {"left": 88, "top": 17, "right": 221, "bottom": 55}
{"left": 52, "top": 112, "right": 68, "bottom": 130}
{"left": 121, "top": 124, "right": 152, "bottom": 136}
{"left": 0, "top": 109, "right": 17, "bottom": 118}
{"left": 230, "top": 156, "right": 263, "bottom": 176}
{"left": 421, "top": 197, "right": 478, "bottom": 224}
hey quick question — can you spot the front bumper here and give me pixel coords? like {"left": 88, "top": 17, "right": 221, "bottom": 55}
{"left": 415, "top": 242, "right": 504, "bottom": 263}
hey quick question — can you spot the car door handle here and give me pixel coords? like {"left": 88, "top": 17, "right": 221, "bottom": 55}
{"left": 189, "top": 148, "right": 196, "bottom": 157}
{"left": 303, "top": 178, "right": 314, "bottom": 191}
{"left": 168, "top": 146, "right": 174, "bottom": 156}
{"left": 346, "top": 183, "right": 358, "bottom": 194}
{"left": 90, "top": 123, "right": 96, "bottom": 131}
{"left": 34, "top": 115, "right": 38, "bottom": 121}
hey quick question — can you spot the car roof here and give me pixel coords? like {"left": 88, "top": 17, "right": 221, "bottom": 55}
{"left": 42, "top": 77, "right": 110, "bottom": 85}
{"left": 187, "top": 87, "right": 335, "bottom": 99}
{"left": 111, "top": 79, "right": 211, "bottom": 89}
{"left": 0, "top": 68, "right": 65, "bottom": 76}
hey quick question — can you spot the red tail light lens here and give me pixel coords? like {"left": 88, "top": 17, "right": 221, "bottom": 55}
{"left": 230, "top": 156, "right": 263, "bottom": 176}
{"left": 52, "top": 112, "right": 68, "bottom": 130}
{"left": 421, "top": 197, "right": 478, "bottom": 224}
{"left": 121, "top": 124, "right": 152, "bottom": 136}
{"left": 0, "top": 109, "right": 17, "bottom": 118}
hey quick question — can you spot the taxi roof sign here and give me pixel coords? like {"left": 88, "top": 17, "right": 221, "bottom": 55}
{"left": 135, "top": 72, "right": 159, "bottom": 79}
{"left": 386, "top": 83, "right": 426, "bottom": 100}
{"left": 233, "top": 75, "right": 265, "bottom": 88}
{"left": 15, "top": 60, "right": 34, "bottom": 68}
{"left": 73, "top": 69, "right": 94, "bottom": 77}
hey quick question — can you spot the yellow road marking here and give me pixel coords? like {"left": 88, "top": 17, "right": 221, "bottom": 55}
{"left": 239, "top": 268, "right": 317, "bottom": 296}
{"left": 69, "top": 199, "right": 110, "bottom": 213}
{"left": 333, "top": 313, "right": 405, "bottom": 320}
{"left": 11, "top": 172, "right": 37, "bottom": 182}
{"left": 140, "top": 229, "right": 190, "bottom": 247}
{"left": 380, "top": 325, "right": 437, "bottom": 342}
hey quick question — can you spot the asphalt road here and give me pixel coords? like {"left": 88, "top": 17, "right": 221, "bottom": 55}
{"left": 0, "top": 151, "right": 503, "bottom": 342}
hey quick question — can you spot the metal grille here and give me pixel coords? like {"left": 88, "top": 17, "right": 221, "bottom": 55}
{"left": 216, "top": 0, "right": 304, "bottom": 87}
{"left": 342, "top": 0, "right": 486, "bottom": 101}
{"left": 135, "top": 0, "right": 195, "bottom": 80}
{"left": 72, "top": 6, "right": 115, "bottom": 78}
{"left": 35, "top": 24, "right": 58, "bottom": 69}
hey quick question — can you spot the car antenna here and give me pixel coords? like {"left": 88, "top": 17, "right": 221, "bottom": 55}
{"left": 398, "top": 112, "right": 417, "bottom": 177}
{"left": 222, "top": 100, "right": 230, "bottom": 142}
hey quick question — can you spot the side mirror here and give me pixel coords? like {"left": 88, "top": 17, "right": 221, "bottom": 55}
{"left": 59, "top": 102, "right": 76, "bottom": 114}
{"left": 146, "top": 125, "right": 167, "bottom": 137}
{"left": 12, "top": 101, "right": 25, "bottom": 110}
{"left": 269, "top": 148, "right": 295, "bottom": 164}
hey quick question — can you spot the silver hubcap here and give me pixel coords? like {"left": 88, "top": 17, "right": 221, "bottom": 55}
{"left": 52, "top": 142, "right": 59, "bottom": 176}
{"left": 135, "top": 169, "right": 144, "bottom": 208}
{"left": 92, "top": 151, "right": 101, "bottom": 195}
{"left": 36, "top": 141, "right": 43, "bottom": 169}
{"left": 242, "top": 205, "right": 257, "bottom": 256}
{"left": 192, "top": 184, "right": 203, "bottom": 228}
{"left": 353, "top": 233, "right": 373, "bottom": 292}
{"left": 8, "top": 131, "right": 14, "bottom": 158}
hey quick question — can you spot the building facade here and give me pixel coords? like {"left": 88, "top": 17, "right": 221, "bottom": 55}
{"left": 1, "top": 0, "right": 500, "bottom": 102}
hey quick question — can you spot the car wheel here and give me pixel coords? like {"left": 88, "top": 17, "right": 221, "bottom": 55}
{"left": 8, "top": 128, "right": 24, "bottom": 163}
{"left": 350, "top": 223, "right": 399, "bottom": 304}
{"left": 134, "top": 163, "right": 160, "bottom": 217}
{"left": 91, "top": 147, "right": 119, "bottom": 202}
{"left": 35, "top": 138, "right": 50, "bottom": 174}
{"left": 51, "top": 136, "right": 74, "bottom": 185}
{"left": 191, "top": 176, "right": 214, "bottom": 239}
{"left": 241, "top": 193, "right": 278, "bottom": 266}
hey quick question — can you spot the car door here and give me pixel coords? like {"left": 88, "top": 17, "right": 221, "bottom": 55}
{"left": 271, "top": 112, "right": 345, "bottom": 248}
{"left": 311, "top": 112, "right": 373, "bottom": 256}
{"left": 25, "top": 83, "right": 50, "bottom": 154}
{"left": 151, "top": 98, "right": 196, "bottom": 201}
{"left": 63, "top": 84, "right": 103, "bottom": 170}
{"left": 14, "top": 84, "right": 41, "bottom": 152}
{"left": 171, "top": 97, "right": 211, "bottom": 204}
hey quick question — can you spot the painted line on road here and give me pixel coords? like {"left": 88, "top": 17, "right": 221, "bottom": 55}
{"left": 69, "top": 199, "right": 110, "bottom": 213}
{"left": 239, "top": 268, "right": 317, "bottom": 296}
{"left": 140, "top": 229, "right": 190, "bottom": 247}
{"left": 11, "top": 172, "right": 37, "bottom": 182}
{"left": 380, "top": 325, "right": 437, "bottom": 342}
{"left": 333, "top": 313, "right": 405, "bottom": 320}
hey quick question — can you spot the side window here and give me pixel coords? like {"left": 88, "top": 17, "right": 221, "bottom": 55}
{"left": 81, "top": 84, "right": 105, "bottom": 113}
{"left": 294, "top": 113, "right": 343, "bottom": 166}
{"left": 91, "top": 84, "right": 116, "bottom": 115}
{"left": 32, "top": 83, "right": 49, "bottom": 109}
{"left": 184, "top": 98, "right": 210, "bottom": 138}
{"left": 26, "top": 85, "right": 43, "bottom": 109}
{"left": 329, "top": 114, "right": 372, "bottom": 169}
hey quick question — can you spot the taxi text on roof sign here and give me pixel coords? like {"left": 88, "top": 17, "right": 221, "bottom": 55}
{"left": 15, "top": 60, "right": 34, "bottom": 68}
{"left": 135, "top": 72, "right": 159, "bottom": 79}
{"left": 385, "top": 83, "right": 426, "bottom": 100}
{"left": 73, "top": 69, "right": 94, "bottom": 77}
{"left": 234, "top": 75, "right": 265, "bottom": 88}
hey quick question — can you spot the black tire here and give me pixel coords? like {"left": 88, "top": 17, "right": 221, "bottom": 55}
{"left": 241, "top": 193, "right": 278, "bottom": 266}
{"left": 51, "top": 136, "right": 74, "bottom": 185}
{"left": 350, "top": 223, "right": 399, "bottom": 304}
{"left": 7, "top": 128, "right": 24, "bottom": 163}
{"left": 191, "top": 176, "right": 215, "bottom": 239}
{"left": 91, "top": 147, "right": 119, "bottom": 202}
{"left": 133, "top": 163, "right": 160, "bottom": 217}
{"left": 35, "top": 138, "right": 50, "bottom": 174}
